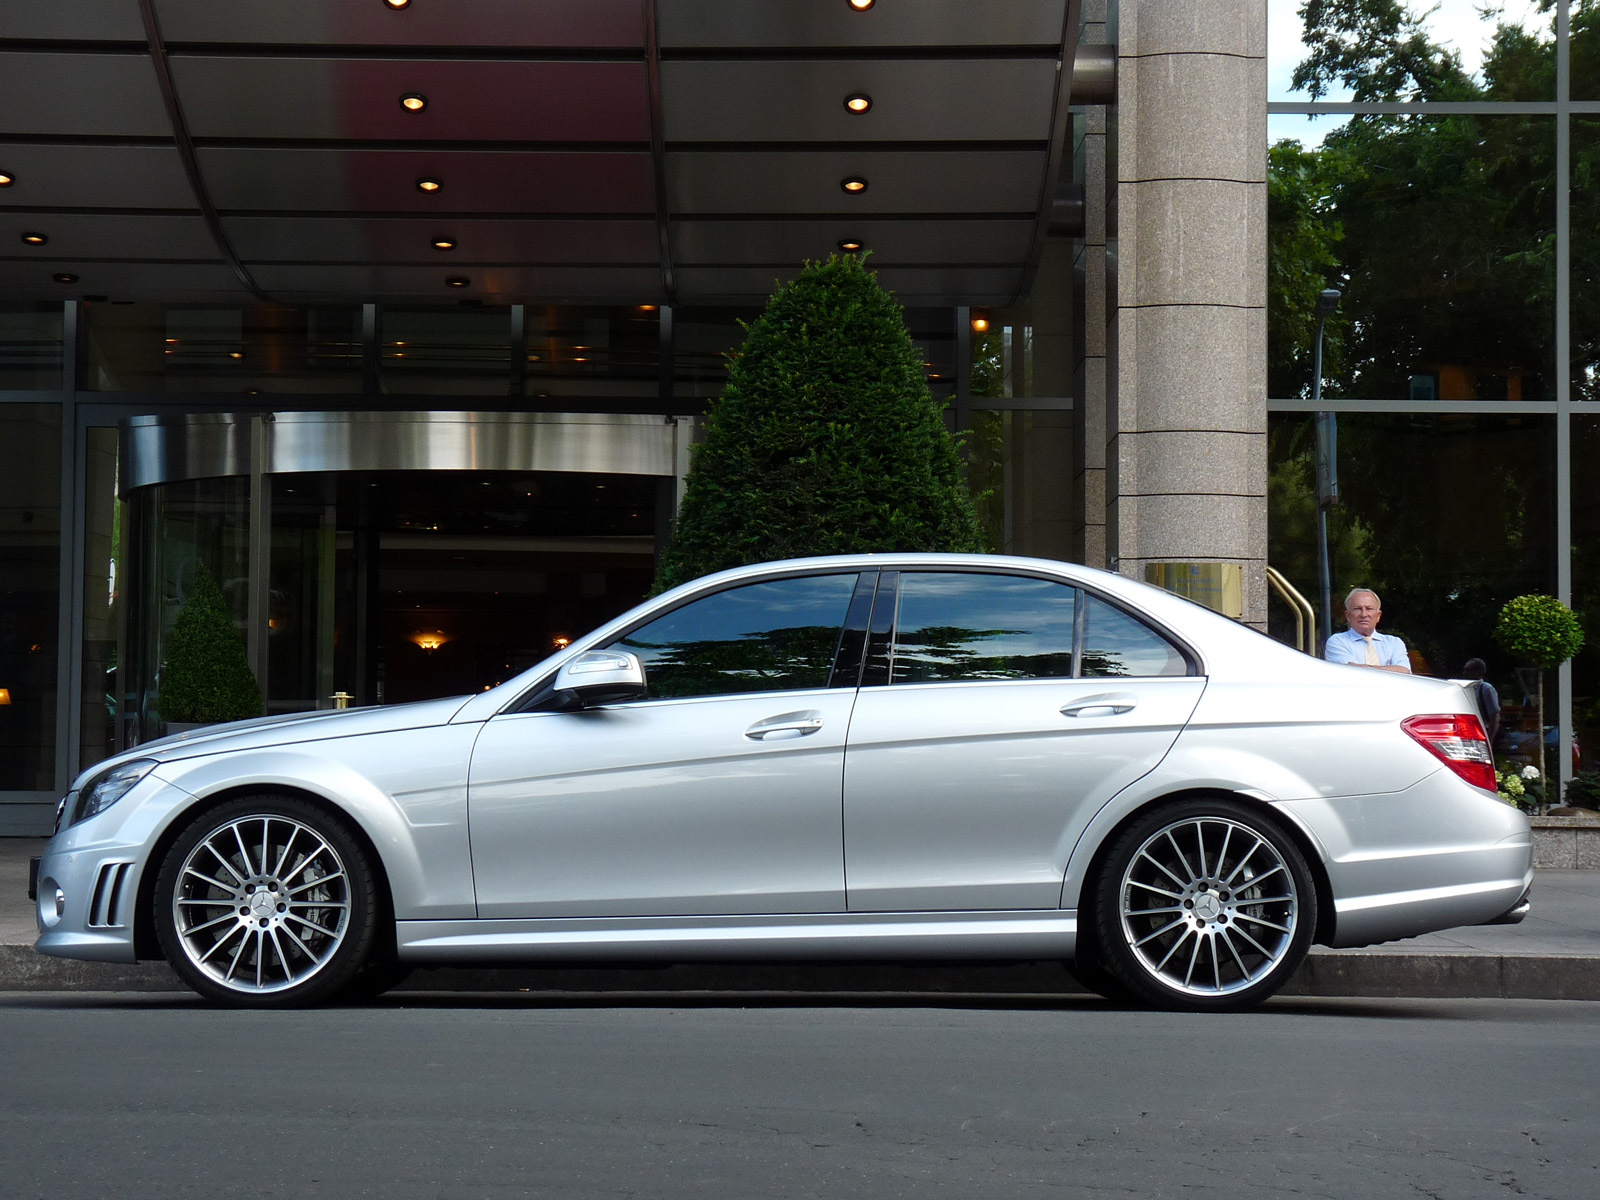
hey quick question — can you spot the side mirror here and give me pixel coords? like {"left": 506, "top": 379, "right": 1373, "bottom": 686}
{"left": 550, "top": 649, "right": 648, "bottom": 709}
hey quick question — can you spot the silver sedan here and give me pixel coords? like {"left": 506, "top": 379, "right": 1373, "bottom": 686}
{"left": 34, "top": 554, "right": 1531, "bottom": 1010}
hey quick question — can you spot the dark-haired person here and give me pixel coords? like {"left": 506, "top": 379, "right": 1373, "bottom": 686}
{"left": 1462, "top": 657, "right": 1501, "bottom": 745}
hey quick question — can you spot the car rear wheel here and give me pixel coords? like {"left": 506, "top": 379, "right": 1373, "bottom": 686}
{"left": 1091, "top": 798, "right": 1317, "bottom": 1011}
{"left": 154, "top": 794, "right": 378, "bottom": 1007}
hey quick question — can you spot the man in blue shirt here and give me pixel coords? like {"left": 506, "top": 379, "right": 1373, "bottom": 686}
{"left": 1324, "top": 588, "right": 1411, "bottom": 673}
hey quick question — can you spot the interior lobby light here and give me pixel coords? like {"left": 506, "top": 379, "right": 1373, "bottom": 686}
{"left": 0, "top": 688, "right": 11, "bottom": 705}
{"left": 445, "top": 275, "right": 470, "bottom": 287}
{"left": 0, "top": 171, "right": 13, "bottom": 188}
{"left": 400, "top": 93, "right": 427, "bottom": 113}
{"left": 412, "top": 630, "right": 448, "bottom": 652}
{"left": 841, "top": 176, "right": 868, "bottom": 194}
{"left": 971, "top": 316, "right": 990, "bottom": 332}
{"left": 228, "top": 351, "right": 244, "bottom": 359}
{"left": 845, "top": 94, "right": 872, "bottom": 114}
{"left": 838, "top": 238, "right": 864, "bottom": 253}
{"left": 848, "top": 0, "right": 876, "bottom": 10}
{"left": 383, "top": 0, "right": 412, "bottom": 9}
{"left": 21, "top": 232, "right": 47, "bottom": 246}
{"left": 416, "top": 177, "right": 442, "bottom": 193}
{"left": 53, "top": 273, "right": 78, "bottom": 284}
{"left": 432, "top": 236, "right": 456, "bottom": 250}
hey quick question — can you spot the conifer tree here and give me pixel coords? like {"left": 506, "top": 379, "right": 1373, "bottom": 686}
{"left": 657, "top": 254, "right": 983, "bottom": 590}
{"left": 156, "top": 563, "right": 263, "bottom": 724}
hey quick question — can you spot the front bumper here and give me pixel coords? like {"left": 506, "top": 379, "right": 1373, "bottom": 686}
{"left": 33, "top": 837, "right": 147, "bottom": 964}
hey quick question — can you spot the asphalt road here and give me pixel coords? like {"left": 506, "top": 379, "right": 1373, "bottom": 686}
{"left": 2, "top": 993, "right": 1597, "bottom": 1200}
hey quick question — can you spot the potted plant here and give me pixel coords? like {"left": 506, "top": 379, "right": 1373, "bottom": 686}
{"left": 1493, "top": 594, "right": 1583, "bottom": 792}
{"left": 155, "top": 563, "right": 262, "bottom": 731}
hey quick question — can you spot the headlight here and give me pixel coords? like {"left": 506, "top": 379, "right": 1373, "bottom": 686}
{"left": 74, "top": 759, "right": 158, "bottom": 825}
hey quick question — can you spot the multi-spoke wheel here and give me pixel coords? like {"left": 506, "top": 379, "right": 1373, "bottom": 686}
{"left": 1092, "top": 798, "right": 1317, "bottom": 1010}
{"left": 154, "top": 795, "right": 378, "bottom": 1007}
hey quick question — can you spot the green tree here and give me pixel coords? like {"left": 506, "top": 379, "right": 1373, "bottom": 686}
{"left": 656, "top": 254, "right": 983, "bottom": 590}
{"left": 156, "top": 563, "right": 262, "bottom": 724}
{"left": 1267, "top": 139, "right": 1349, "bottom": 399}
{"left": 1496, "top": 594, "right": 1584, "bottom": 784}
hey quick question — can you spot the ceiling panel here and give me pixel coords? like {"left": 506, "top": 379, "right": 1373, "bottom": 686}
{"left": 0, "top": 260, "right": 245, "bottom": 302}
{"left": 224, "top": 217, "right": 660, "bottom": 265}
{"left": 153, "top": 0, "right": 645, "bottom": 49}
{"left": 249, "top": 264, "right": 665, "bottom": 304}
{"left": 671, "top": 219, "right": 1036, "bottom": 266}
{"left": 0, "top": 52, "right": 170, "bottom": 137}
{"left": 662, "top": 59, "right": 1057, "bottom": 143}
{"left": 668, "top": 150, "right": 1045, "bottom": 215}
{"left": 173, "top": 58, "right": 650, "bottom": 143}
{"left": 659, "top": 0, "right": 1067, "bottom": 49}
{"left": 674, "top": 265, "right": 1021, "bottom": 306}
{"left": 197, "top": 148, "right": 656, "bottom": 214}
{"left": 0, "top": 213, "right": 216, "bottom": 259}
{"left": 0, "top": 144, "right": 196, "bottom": 209}
{"left": 0, "top": 0, "right": 146, "bottom": 41}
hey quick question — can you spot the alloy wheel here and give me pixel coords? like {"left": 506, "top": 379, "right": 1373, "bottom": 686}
{"left": 1115, "top": 814, "right": 1302, "bottom": 999}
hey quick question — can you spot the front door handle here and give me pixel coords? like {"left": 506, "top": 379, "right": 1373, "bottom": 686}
{"left": 1060, "top": 694, "right": 1138, "bottom": 718}
{"left": 744, "top": 710, "right": 825, "bottom": 740}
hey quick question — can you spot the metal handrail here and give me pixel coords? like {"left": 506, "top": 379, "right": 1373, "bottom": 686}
{"left": 1266, "top": 566, "right": 1317, "bottom": 655}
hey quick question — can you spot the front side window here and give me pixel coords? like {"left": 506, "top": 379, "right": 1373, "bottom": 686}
{"left": 614, "top": 574, "right": 858, "bottom": 699}
{"left": 1082, "top": 594, "right": 1189, "bottom": 677}
{"left": 890, "top": 572, "right": 1076, "bottom": 683}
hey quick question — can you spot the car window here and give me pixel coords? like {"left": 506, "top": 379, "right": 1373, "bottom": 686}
{"left": 890, "top": 572, "right": 1076, "bottom": 683}
{"left": 1081, "top": 594, "right": 1189, "bottom": 677}
{"left": 613, "top": 574, "right": 859, "bottom": 699}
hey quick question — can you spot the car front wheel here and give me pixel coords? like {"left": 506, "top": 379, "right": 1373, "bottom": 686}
{"left": 153, "top": 794, "right": 378, "bottom": 1007}
{"left": 1091, "top": 798, "right": 1317, "bottom": 1011}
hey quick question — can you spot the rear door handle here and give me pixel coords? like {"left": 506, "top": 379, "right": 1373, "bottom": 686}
{"left": 745, "top": 710, "right": 825, "bottom": 740}
{"left": 1060, "top": 694, "right": 1138, "bottom": 718}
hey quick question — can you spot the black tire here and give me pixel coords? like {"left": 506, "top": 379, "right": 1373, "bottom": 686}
{"left": 337, "top": 957, "right": 413, "bottom": 1003}
{"left": 1067, "top": 898, "right": 1131, "bottom": 1003}
{"left": 153, "top": 793, "right": 379, "bottom": 1008}
{"left": 1091, "top": 797, "right": 1317, "bottom": 1011}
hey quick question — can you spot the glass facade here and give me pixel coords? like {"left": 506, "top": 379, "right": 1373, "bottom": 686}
{"left": 1270, "top": 1, "right": 1592, "bottom": 789}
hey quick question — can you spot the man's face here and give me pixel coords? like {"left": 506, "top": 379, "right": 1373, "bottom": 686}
{"left": 1346, "top": 593, "right": 1381, "bottom": 637}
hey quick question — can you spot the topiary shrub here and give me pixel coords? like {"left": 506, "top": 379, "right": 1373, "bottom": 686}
{"left": 1562, "top": 768, "right": 1600, "bottom": 811}
{"left": 1494, "top": 594, "right": 1584, "bottom": 790}
{"left": 156, "top": 563, "right": 262, "bottom": 725}
{"left": 655, "top": 253, "right": 984, "bottom": 591}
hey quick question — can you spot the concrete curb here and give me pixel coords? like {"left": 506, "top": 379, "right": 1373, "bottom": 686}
{"left": 3, "top": 945, "right": 1597, "bottom": 1000}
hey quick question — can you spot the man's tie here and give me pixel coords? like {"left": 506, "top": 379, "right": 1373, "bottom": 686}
{"left": 1364, "top": 635, "right": 1380, "bottom": 666}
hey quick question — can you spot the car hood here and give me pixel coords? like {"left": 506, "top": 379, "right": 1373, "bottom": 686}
{"left": 76, "top": 695, "right": 474, "bottom": 785}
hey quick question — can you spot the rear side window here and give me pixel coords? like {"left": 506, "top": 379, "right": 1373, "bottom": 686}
{"left": 613, "top": 574, "right": 859, "bottom": 699}
{"left": 890, "top": 572, "right": 1076, "bottom": 683}
{"left": 1082, "top": 594, "right": 1189, "bottom": 677}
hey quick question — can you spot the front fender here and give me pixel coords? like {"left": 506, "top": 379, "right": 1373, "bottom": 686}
{"left": 150, "top": 725, "right": 479, "bottom": 919}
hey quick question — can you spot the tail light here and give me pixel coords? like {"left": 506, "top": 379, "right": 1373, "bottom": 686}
{"left": 1402, "top": 713, "right": 1497, "bottom": 793}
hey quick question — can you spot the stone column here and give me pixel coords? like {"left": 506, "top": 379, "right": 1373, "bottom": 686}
{"left": 1107, "top": 0, "right": 1268, "bottom": 625}
{"left": 1072, "top": 0, "right": 1111, "bottom": 570}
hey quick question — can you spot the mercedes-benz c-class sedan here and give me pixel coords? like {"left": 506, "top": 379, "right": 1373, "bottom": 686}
{"left": 34, "top": 554, "right": 1531, "bottom": 1010}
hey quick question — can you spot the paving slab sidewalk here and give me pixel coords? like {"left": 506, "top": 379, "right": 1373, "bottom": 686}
{"left": 5, "top": 838, "right": 1598, "bottom": 1000}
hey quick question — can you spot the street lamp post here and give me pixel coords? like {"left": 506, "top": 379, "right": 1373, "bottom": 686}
{"left": 1312, "top": 288, "right": 1342, "bottom": 653}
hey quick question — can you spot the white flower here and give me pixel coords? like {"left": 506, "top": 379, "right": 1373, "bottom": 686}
{"left": 1522, "top": 765, "right": 1540, "bottom": 780}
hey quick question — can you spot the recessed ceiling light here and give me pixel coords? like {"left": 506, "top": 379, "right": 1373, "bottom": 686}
{"left": 432, "top": 236, "right": 456, "bottom": 250}
{"left": 0, "top": 171, "right": 14, "bottom": 187}
{"left": 165, "top": 338, "right": 179, "bottom": 345}
{"left": 445, "top": 275, "right": 470, "bottom": 288}
{"left": 838, "top": 238, "right": 864, "bottom": 253}
{"left": 416, "top": 177, "right": 442, "bottom": 193}
{"left": 21, "top": 232, "right": 47, "bottom": 246}
{"left": 841, "top": 176, "right": 868, "bottom": 194}
{"left": 400, "top": 93, "right": 427, "bottom": 113}
{"left": 971, "top": 316, "right": 991, "bottom": 332}
{"left": 383, "top": 0, "right": 412, "bottom": 9}
{"left": 639, "top": 304, "right": 657, "bottom": 312}
{"left": 845, "top": 94, "right": 872, "bottom": 114}
{"left": 847, "top": 0, "right": 875, "bottom": 10}
{"left": 228, "top": 351, "right": 244, "bottom": 360}
{"left": 53, "top": 273, "right": 78, "bottom": 284}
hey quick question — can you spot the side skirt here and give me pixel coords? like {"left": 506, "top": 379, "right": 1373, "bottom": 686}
{"left": 397, "top": 910, "right": 1078, "bottom": 964}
